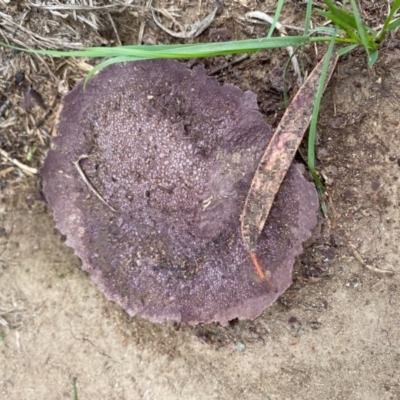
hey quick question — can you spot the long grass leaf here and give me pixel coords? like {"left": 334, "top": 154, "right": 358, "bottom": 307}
{"left": 388, "top": 17, "right": 400, "bottom": 31}
{"left": 336, "top": 43, "right": 358, "bottom": 56}
{"left": 83, "top": 56, "right": 142, "bottom": 87}
{"left": 387, "top": 0, "right": 400, "bottom": 22}
{"left": 325, "top": 0, "right": 376, "bottom": 43}
{"left": 324, "top": 0, "right": 358, "bottom": 29}
{"left": 307, "top": 29, "right": 338, "bottom": 190}
{"left": 0, "top": 37, "right": 310, "bottom": 59}
{"left": 317, "top": 10, "right": 359, "bottom": 41}
{"left": 368, "top": 50, "right": 379, "bottom": 67}
{"left": 376, "top": 0, "right": 400, "bottom": 41}
{"left": 267, "top": 0, "right": 285, "bottom": 38}
{"left": 349, "top": 0, "right": 371, "bottom": 59}
{"left": 309, "top": 26, "right": 337, "bottom": 35}
{"left": 365, "top": 25, "right": 378, "bottom": 35}
{"left": 304, "top": 0, "right": 313, "bottom": 36}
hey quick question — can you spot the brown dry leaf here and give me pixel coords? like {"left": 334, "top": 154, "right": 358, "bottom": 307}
{"left": 241, "top": 53, "right": 339, "bottom": 256}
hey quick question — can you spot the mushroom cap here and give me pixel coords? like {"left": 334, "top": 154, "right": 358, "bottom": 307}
{"left": 42, "top": 60, "right": 319, "bottom": 325}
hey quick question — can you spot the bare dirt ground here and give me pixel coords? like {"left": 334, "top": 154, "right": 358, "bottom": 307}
{"left": 1, "top": 1, "right": 400, "bottom": 399}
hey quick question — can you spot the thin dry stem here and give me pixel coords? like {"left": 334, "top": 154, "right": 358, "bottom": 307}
{"left": 107, "top": 12, "right": 122, "bottom": 46}
{"left": 28, "top": 1, "right": 142, "bottom": 12}
{"left": 350, "top": 247, "right": 394, "bottom": 275}
{"left": 151, "top": 6, "right": 217, "bottom": 38}
{"left": 209, "top": 54, "right": 249, "bottom": 75}
{"left": 73, "top": 154, "right": 116, "bottom": 212}
{"left": 0, "top": 166, "right": 14, "bottom": 177}
{"left": 246, "top": 11, "right": 303, "bottom": 85}
{"left": 0, "top": 148, "right": 37, "bottom": 176}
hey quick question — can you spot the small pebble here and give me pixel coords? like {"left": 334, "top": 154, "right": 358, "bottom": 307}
{"left": 235, "top": 342, "right": 245, "bottom": 352}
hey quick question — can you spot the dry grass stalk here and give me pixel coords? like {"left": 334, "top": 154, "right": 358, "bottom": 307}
{"left": 0, "top": 148, "right": 37, "bottom": 175}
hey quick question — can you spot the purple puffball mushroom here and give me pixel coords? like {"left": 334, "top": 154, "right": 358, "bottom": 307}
{"left": 41, "top": 60, "right": 319, "bottom": 325}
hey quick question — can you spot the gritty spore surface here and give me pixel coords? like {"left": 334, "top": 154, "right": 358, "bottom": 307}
{"left": 42, "top": 60, "right": 319, "bottom": 324}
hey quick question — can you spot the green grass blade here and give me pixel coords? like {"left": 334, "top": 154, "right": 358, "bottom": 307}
{"left": 73, "top": 377, "right": 78, "bottom": 400}
{"left": 387, "top": 0, "right": 400, "bottom": 23}
{"left": 83, "top": 56, "right": 142, "bottom": 87}
{"left": 300, "top": 0, "right": 313, "bottom": 93}
{"left": 0, "top": 36, "right": 311, "bottom": 60}
{"left": 309, "top": 26, "right": 337, "bottom": 35}
{"left": 304, "top": 0, "right": 313, "bottom": 36}
{"left": 121, "top": 43, "right": 209, "bottom": 51}
{"left": 336, "top": 43, "right": 358, "bottom": 56}
{"left": 317, "top": 10, "right": 359, "bottom": 41}
{"left": 267, "top": 0, "right": 285, "bottom": 38}
{"left": 368, "top": 49, "right": 379, "bottom": 67}
{"left": 388, "top": 17, "right": 400, "bottom": 31}
{"left": 365, "top": 25, "right": 378, "bottom": 35}
{"left": 317, "top": 186, "right": 329, "bottom": 217}
{"left": 125, "top": 37, "right": 310, "bottom": 54}
{"left": 376, "top": 0, "right": 400, "bottom": 41}
{"left": 324, "top": 0, "right": 358, "bottom": 30}
{"left": 307, "top": 29, "right": 338, "bottom": 191}
{"left": 349, "top": 0, "right": 371, "bottom": 59}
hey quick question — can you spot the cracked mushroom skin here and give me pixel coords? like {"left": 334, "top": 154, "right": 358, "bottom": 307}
{"left": 41, "top": 59, "right": 319, "bottom": 325}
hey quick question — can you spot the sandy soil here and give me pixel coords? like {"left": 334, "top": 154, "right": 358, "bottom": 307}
{"left": 1, "top": 1, "right": 400, "bottom": 399}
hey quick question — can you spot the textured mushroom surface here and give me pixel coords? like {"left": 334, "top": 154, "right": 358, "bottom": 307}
{"left": 42, "top": 60, "right": 319, "bottom": 325}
